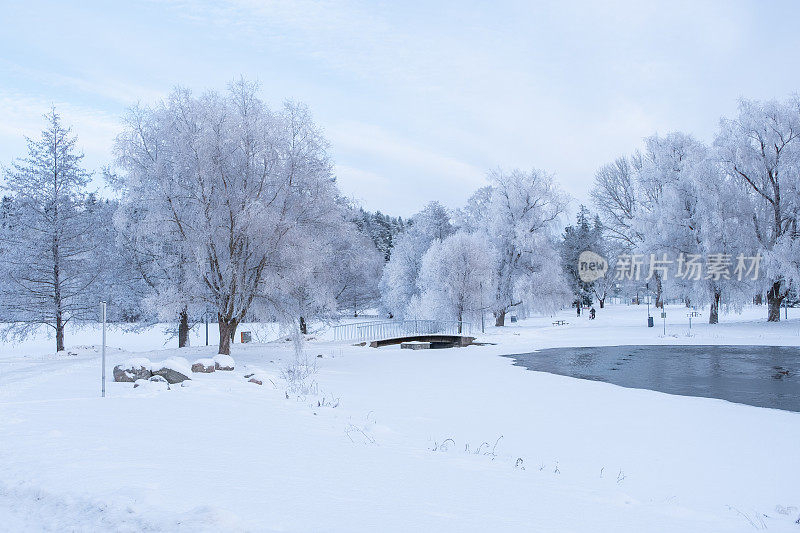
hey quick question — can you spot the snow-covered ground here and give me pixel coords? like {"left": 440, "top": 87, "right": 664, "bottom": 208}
{"left": 0, "top": 304, "right": 798, "bottom": 531}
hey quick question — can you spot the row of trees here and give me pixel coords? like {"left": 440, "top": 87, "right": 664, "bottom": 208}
{"left": 380, "top": 169, "right": 571, "bottom": 329}
{"left": 0, "top": 82, "right": 385, "bottom": 353}
{"left": 383, "top": 98, "right": 799, "bottom": 328}
{"left": 2, "top": 87, "right": 798, "bottom": 354}
{"left": 588, "top": 97, "right": 800, "bottom": 322}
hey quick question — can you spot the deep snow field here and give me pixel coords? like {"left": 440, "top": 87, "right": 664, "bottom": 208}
{"left": 0, "top": 304, "right": 799, "bottom": 532}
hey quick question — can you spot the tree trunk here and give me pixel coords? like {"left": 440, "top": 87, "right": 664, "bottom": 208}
{"left": 178, "top": 308, "right": 189, "bottom": 348}
{"left": 767, "top": 280, "right": 783, "bottom": 322}
{"left": 754, "top": 293, "right": 763, "bottom": 305}
{"left": 709, "top": 290, "right": 721, "bottom": 324}
{"left": 655, "top": 274, "right": 663, "bottom": 309}
{"left": 53, "top": 230, "right": 64, "bottom": 352}
{"left": 218, "top": 315, "right": 238, "bottom": 355}
{"left": 494, "top": 310, "right": 505, "bottom": 327}
{"left": 299, "top": 316, "right": 308, "bottom": 335}
{"left": 599, "top": 298, "right": 605, "bottom": 309}
{"left": 55, "top": 314, "right": 64, "bottom": 352}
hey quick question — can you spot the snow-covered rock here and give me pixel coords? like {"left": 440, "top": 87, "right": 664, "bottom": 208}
{"left": 150, "top": 357, "right": 192, "bottom": 384}
{"left": 113, "top": 358, "right": 152, "bottom": 382}
{"left": 114, "top": 357, "right": 193, "bottom": 383}
{"left": 151, "top": 367, "right": 190, "bottom": 384}
{"left": 191, "top": 359, "right": 216, "bottom": 373}
{"left": 133, "top": 376, "right": 170, "bottom": 391}
{"left": 213, "top": 354, "right": 235, "bottom": 371}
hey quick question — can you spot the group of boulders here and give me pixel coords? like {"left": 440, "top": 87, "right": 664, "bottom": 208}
{"left": 113, "top": 354, "right": 236, "bottom": 389}
{"left": 114, "top": 353, "right": 280, "bottom": 391}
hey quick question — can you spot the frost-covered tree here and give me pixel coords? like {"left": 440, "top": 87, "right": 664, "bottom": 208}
{"left": 84, "top": 195, "right": 149, "bottom": 324}
{"left": 414, "top": 232, "right": 494, "bottom": 331}
{"left": 591, "top": 157, "right": 639, "bottom": 249}
{"left": 455, "top": 186, "right": 492, "bottom": 233}
{"left": 560, "top": 205, "right": 604, "bottom": 307}
{"left": 636, "top": 133, "right": 757, "bottom": 322}
{"left": 329, "top": 222, "right": 383, "bottom": 317}
{"left": 715, "top": 97, "right": 800, "bottom": 321}
{"left": 635, "top": 133, "right": 707, "bottom": 311}
{"left": 593, "top": 131, "right": 763, "bottom": 322}
{"left": 483, "top": 169, "right": 570, "bottom": 325}
{"left": 592, "top": 136, "right": 705, "bottom": 309}
{"left": 0, "top": 109, "right": 98, "bottom": 351}
{"left": 111, "top": 193, "right": 198, "bottom": 345}
{"left": 277, "top": 209, "right": 382, "bottom": 333}
{"left": 353, "top": 208, "right": 405, "bottom": 262}
{"left": 379, "top": 201, "right": 454, "bottom": 318}
{"left": 114, "top": 80, "right": 340, "bottom": 354}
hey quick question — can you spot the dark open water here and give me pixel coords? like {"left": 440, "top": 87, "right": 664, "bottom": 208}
{"left": 502, "top": 345, "right": 800, "bottom": 412}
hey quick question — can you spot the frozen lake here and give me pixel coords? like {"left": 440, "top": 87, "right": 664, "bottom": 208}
{"left": 504, "top": 345, "right": 800, "bottom": 412}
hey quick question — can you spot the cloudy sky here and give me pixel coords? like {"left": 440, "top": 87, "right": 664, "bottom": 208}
{"left": 2, "top": 0, "right": 800, "bottom": 216}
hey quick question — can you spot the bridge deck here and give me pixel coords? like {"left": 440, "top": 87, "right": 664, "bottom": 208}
{"left": 368, "top": 334, "right": 476, "bottom": 348}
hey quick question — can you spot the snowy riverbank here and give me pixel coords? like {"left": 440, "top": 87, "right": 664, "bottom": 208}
{"left": 0, "top": 304, "right": 798, "bottom": 531}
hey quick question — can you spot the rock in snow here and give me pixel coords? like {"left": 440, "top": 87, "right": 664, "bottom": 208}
{"left": 115, "top": 357, "right": 191, "bottom": 384}
{"left": 133, "top": 376, "right": 170, "bottom": 391}
{"left": 191, "top": 359, "right": 216, "bottom": 373}
{"left": 151, "top": 367, "right": 191, "bottom": 384}
{"left": 213, "top": 354, "right": 235, "bottom": 371}
{"left": 149, "top": 357, "right": 192, "bottom": 383}
{"left": 112, "top": 358, "right": 152, "bottom": 382}
{"left": 243, "top": 369, "right": 278, "bottom": 388}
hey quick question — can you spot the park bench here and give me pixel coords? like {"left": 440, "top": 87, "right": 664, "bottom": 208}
{"left": 552, "top": 320, "right": 568, "bottom": 326}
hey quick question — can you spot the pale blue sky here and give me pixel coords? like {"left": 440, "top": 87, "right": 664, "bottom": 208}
{"left": 2, "top": 0, "right": 800, "bottom": 216}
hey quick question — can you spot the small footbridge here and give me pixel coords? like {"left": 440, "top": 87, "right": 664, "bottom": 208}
{"left": 331, "top": 319, "right": 475, "bottom": 348}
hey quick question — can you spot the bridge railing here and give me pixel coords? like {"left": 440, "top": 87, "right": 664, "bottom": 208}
{"left": 332, "top": 319, "right": 472, "bottom": 342}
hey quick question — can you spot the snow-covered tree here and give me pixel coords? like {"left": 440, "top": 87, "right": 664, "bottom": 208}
{"left": 329, "top": 221, "right": 383, "bottom": 317}
{"left": 715, "top": 97, "right": 800, "bottom": 321}
{"left": 590, "top": 155, "right": 647, "bottom": 304}
{"left": 83, "top": 195, "right": 149, "bottom": 324}
{"left": 278, "top": 208, "right": 383, "bottom": 333}
{"left": 590, "top": 157, "right": 639, "bottom": 249}
{"left": 634, "top": 133, "right": 707, "bottom": 311}
{"left": 0, "top": 109, "right": 98, "bottom": 351}
{"left": 111, "top": 191, "right": 198, "bottom": 345}
{"left": 379, "top": 201, "right": 454, "bottom": 318}
{"left": 455, "top": 186, "right": 492, "bottom": 233}
{"left": 560, "top": 205, "right": 604, "bottom": 307}
{"left": 636, "top": 133, "right": 757, "bottom": 322}
{"left": 353, "top": 208, "right": 405, "bottom": 262}
{"left": 114, "top": 80, "right": 341, "bottom": 354}
{"left": 483, "top": 169, "right": 571, "bottom": 325}
{"left": 414, "top": 232, "right": 494, "bottom": 331}
{"left": 593, "top": 131, "right": 763, "bottom": 323}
